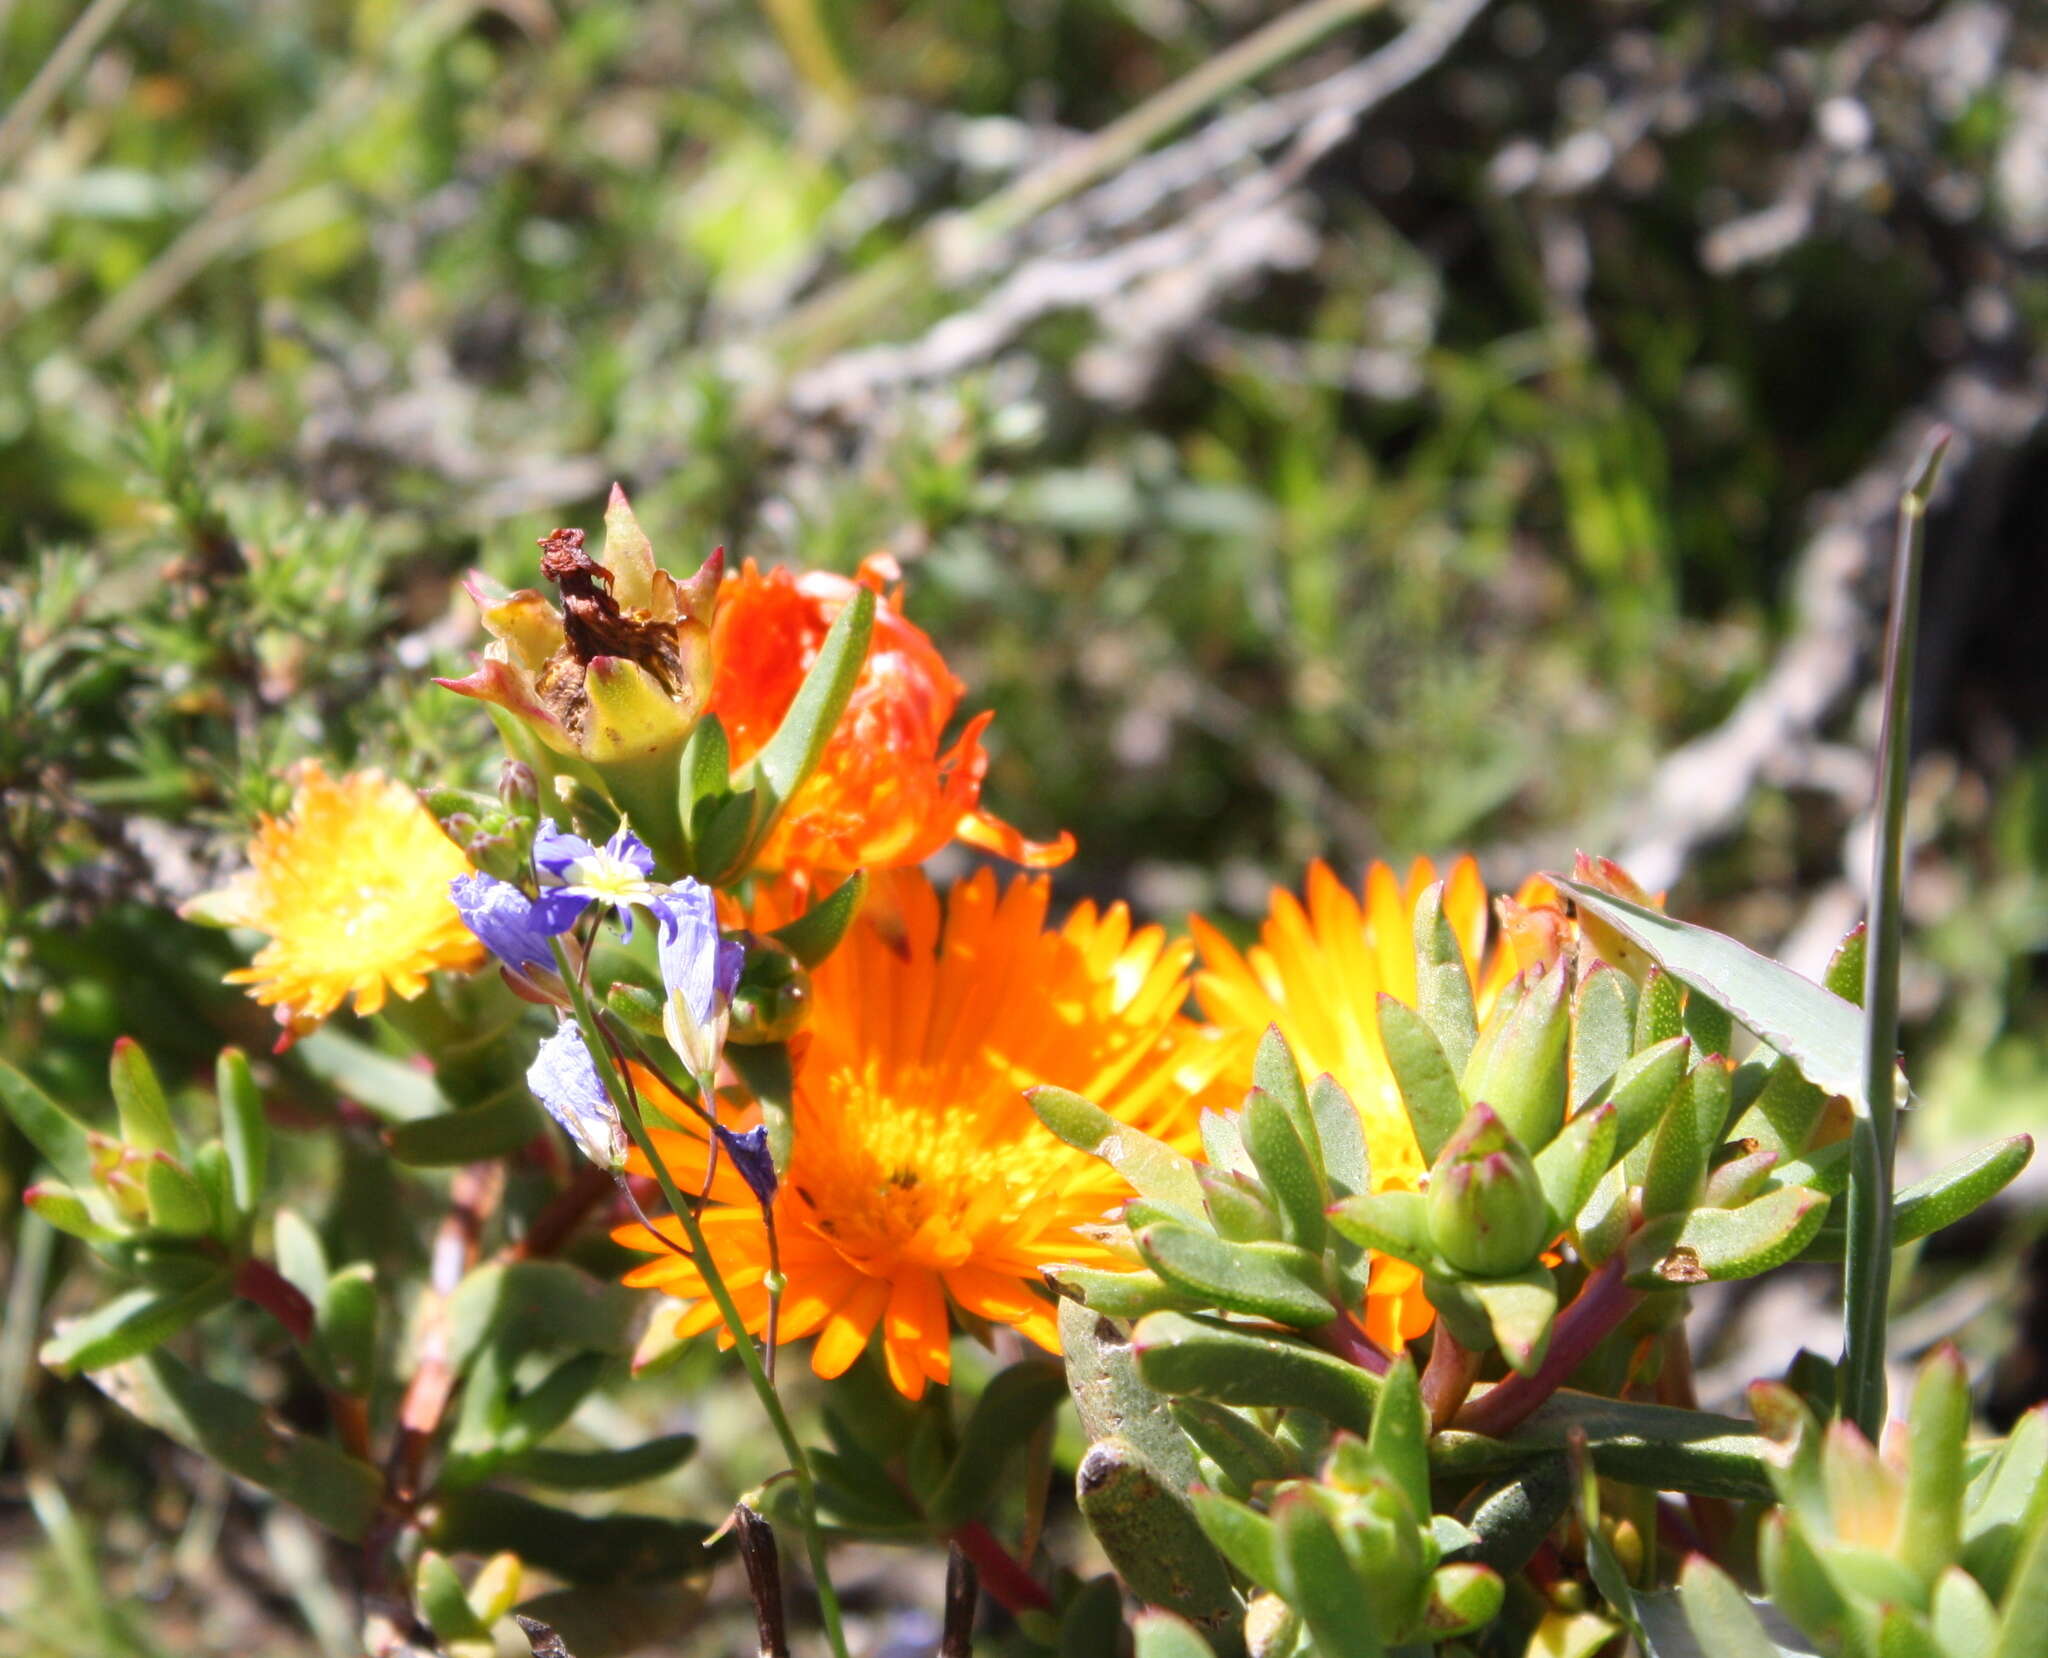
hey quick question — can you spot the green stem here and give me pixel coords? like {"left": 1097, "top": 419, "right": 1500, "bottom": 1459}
{"left": 1839, "top": 429, "right": 1949, "bottom": 1439}
{"left": 550, "top": 948, "right": 849, "bottom": 1658}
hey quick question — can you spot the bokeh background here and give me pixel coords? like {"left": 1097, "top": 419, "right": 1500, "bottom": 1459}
{"left": 2, "top": 0, "right": 2046, "bottom": 1651}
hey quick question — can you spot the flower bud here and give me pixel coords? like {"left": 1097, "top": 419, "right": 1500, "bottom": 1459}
{"left": 728, "top": 935, "right": 811, "bottom": 1046}
{"left": 1425, "top": 1563, "right": 1506, "bottom": 1638}
{"left": 1426, "top": 1104, "right": 1549, "bottom": 1277}
{"left": 498, "top": 758, "right": 540, "bottom": 820}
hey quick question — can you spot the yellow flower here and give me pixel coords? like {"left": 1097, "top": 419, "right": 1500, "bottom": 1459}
{"left": 187, "top": 762, "right": 485, "bottom": 1044}
{"left": 615, "top": 868, "right": 1238, "bottom": 1398}
{"left": 1191, "top": 856, "right": 1560, "bottom": 1348}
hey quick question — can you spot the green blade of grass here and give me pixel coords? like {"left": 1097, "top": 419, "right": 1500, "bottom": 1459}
{"left": 1840, "top": 428, "right": 1949, "bottom": 1438}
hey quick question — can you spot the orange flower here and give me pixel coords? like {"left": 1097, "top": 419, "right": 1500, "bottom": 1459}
{"left": 707, "top": 556, "right": 1073, "bottom": 876}
{"left": 1192, "top": 856, "right": 1560, "bottom": 1349}
{"left": 614, "top": 869, "right": 1232, "bottom": 1397}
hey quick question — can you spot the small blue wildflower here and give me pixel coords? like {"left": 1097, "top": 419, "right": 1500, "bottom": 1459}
{"left": 531, "top": 819, "right": 662, "bottom": 937}
{"left": 450, "top": 871, "right": 564, "bottom": 975}
{"left": 654, "top": 880, "right": 745, "bottom": 1078}
{"left": 526, "top": 1021, "right": 626, "bottom": 1171}
{"left": 717, "top": 1124, "right": 778, "bottom": 1207}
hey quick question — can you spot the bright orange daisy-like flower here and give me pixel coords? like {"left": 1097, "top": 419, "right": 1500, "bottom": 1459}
{"left": 708, "top": 556, "right": 1073, "bottom": 876}
{"left": 185, "top": 763, "right": 485, "bottom": 1044}
{"left": 1193, "top": 855, "right": 1560, "bottom": 1349}
{"left": 615, "top": 869, "right": 1232, "bottom": 1397}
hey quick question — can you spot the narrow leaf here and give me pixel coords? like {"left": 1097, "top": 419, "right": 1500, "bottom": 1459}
{"left": 215, "top": 1047, "right": 268, "bottom": 1218}
{"left": 1031, "top": 1085, "right": 1204, "bottom": 1219}
{"left": 1136, "top": 1227, "right": 1334, "bottom": 1328}
{"left": 0, "top": 1057, "right": 95, "bottom": 1184}
{"left": 751, "top": 585, "right": 875, "bottom": 805}
{"left": 42, "top": 1277, "right": 232, "bottom": 1372}
{"left": 768, "top": 872, "right": 867, "bottom": 968}
{"left": 1076, "top": 1438, "right": 1240, "bottom": 1629}
{"left": 1376, "top": 995, "right": 1465, "bottom": 1163}
{"left": 387, "top": 1097, "right": 545, "bottom": 1166}
{"left": 1130, "top": 1311, "right": 1380, "bottom": 1435}
{"left": 110, "top": 1039, "right": 177, "bottom": 1154}
{"left": 508, "top": 1434, "right": 699, "bottom": 1492}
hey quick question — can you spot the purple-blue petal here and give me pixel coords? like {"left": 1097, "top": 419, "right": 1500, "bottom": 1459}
{"left": 532, "top": 819, "right": 596, "bottom": 880}
{"left": 655, "top": 880, "right": 735, "bottom": 1031}
{"left": 531, "top": 888, "right": 593, "bottom": 934}
{"left": 604, "top": 824, "right": 656, "bottom": 879}
{"left": 718, "top": 1124, "right": 778, "bottom": 1207}
{"left": 526, "top": 1022, "right": 624, "bottom": 1168}
{"left": 450, "top": 872, "right": 561, "bottom": 974}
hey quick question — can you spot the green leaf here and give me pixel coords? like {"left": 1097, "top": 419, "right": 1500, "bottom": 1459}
{"left": 1413, "top": 882, "right": 1480, "bottom": 1076}
{"left": 1187, "top": 1489, "right": 1284, "bottom": 1594}
{"left": 507, "top": 1434, "right": 699, "bottom": 1492}
{"left": 1325, "top": 1190, "right": 1433, "bottom": 1266}
{"left": 418, "top": 1551, "right": 494, "bottom": 1645}
{"left": 1130, "top": 1312, "right": 1379, "bottom": 1435}
{"left": 0, "top": 1057, "right": 95, "bottom": 1185}
{"left": 295, "top": 1028, "right": 450, "bottom": 1122}
{"left": 1198, "top": 1166, "right": 1284, "bottom": 1243}
{"left": 926, "top": 1359, "right": 1069, "bottom": 1527}
{"left": 1369, "top": 1356, "right": 1431, "bottom": 1522}
{"left": 1628, "top": 1186, "right": 1830, "bottom": 1287}
{"left": 1963, "top": 1404, "right": 2048, "bottom": 1602}
{"left": 215, "top": 1048, "right": 268, "bottom": 1218}
{"left": 110, "top": 1038, "right": 177, "bottom": 1155}
{"left": 143, "top": 1153, "right": 213, "bottom": 1236}
{"left": 1136, "top": 1226, "right": 1334, "bottom": 1328}
{"left": 23, "top": 1181, "right": 121, "bottom": 1244}
{"left": 1169, "top": 1400, "right": 1292, "bottom": 1497}
{"left": 93, "top": 1348, "right": 383, "bottom": 1538}
{"left": 679, "top": 711, "right": 731, "bottom": 812}
{"left": 1797, "top": 1137, "right": 2033, "bottom": 1261}
{"left": 1534, "top": 1100, "right": 1617, "bottom": 1236}
{"left": 1060, "top": 1576, "right": 1128, "bottom": 1658}
{"left": 1030, "top": 1086, "right": 1204, "bottom": 1220}
{"left": 1434, "top": 1391, "right": 1771, "bottom": 1501}
{"left": 447, "top": 1261, "right": 641, "bottom": 1373}
{"left": 1571, "top": 966, "right": 1636, "bottom": 1114}
{"left": 722, "top": 1040, "right": 793, "bottom": 1170}
{"left": 387, "top": 1097, "right": 544, "bottom": 1166}
{"left": 1469, "top": 1269, "right": 1558, "bottom": 1377}
{"left": 42, "top": 1276, "right": 232, "bottom": 1373}
{"left": 768, "top": 872, "right": 867, "bottom": 968}
{"left": 1271, "top": 1488, "right": 1385, "bottom": 1658}
{"left": 1463, "top": 961, "right": 1570, "bottom": 1150}
{"left": 1673, "top": 1556, "right": 1810, "bottom": 1658}
{"left": 1308, "top": 1073, "right": 1368, "bottom": 1199}
{"left": 1900, "top": 1345, "right": 1969, "bottom": 1581}
{"left": 1575, "top": 1164, "right": 1630, "bottom": 1265}
{"left": 321, "top": 1264, "right": 378, "bottom": 1394}
{"left": 1253, "top": 1026, "right": 1314, "bottom": 1154}
{"left": 1825, "top": 924, "right": 1868, "bottom": 1007}
{"left": 433, "top": 1487, "right": 711, "bottom": 1585}
{"left": 1376, "top": 995, "right": 1466, "bottom": 1163}
{"left": 1048, "top": 1264, "right": 1206, "bottom": 1319}
{"left": 1682, "top": 989, "right": 1734, "bottom": 1059}
{"left": 1608, "top": 1035, "right": 1692, "bottom": 1160}
{"left": 745, "top": 584, "right": 875, "bottom": 829}
{"left": 1560, "top": 879, "right": 1867, "bottom": 1113}
{"left": 691, "top": 786, "right": 766, "bottom": 886}
{"left": 1133, "top": 1610, "right": 1219, "bottom": 1658}
{"left": 1732, "top": 1055, "right": 1829, "bottom": 1161}
{"left": 1060, "top": 1297, "right": 1200, "bottom": 1491}
{"left": 1704, "top": 1147, "right": 1780, "bottom": 1209}
{"left": 1454, "top": 1455, "right": 1574, "bottom": 1576}
{"left": 1635, "top": 965, "right": 1684, "bottom": 1050}
{"left": 1239, "top": 1088, "right": 1327, "bottom": 1252}
{"left": 1931, "top": 1567, "right": 1998, "bottom": 1658}
{"left": 1076, "top": 1437, "right": 1240, "bottom": 1629}
{"left": 1640, "top": 1064, "right": 1719, "bottom": 1219}
{"left": 509, "top": 1586, "right": 708, "bottom": 1658}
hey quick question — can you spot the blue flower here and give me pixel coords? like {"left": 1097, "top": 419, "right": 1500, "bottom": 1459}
{"left": 717, "top": 1123, "right": 778, "bottom": 1207}
{"left": 531, "top": 820, "right": 662, "bottom": 937}
{"left": 450, "top": 872, "right": 564, "bottom": 976}
{"left": 526, "top": 1021, "right": 626, "bottom": 1170}
{"left": 654, "top": 880, "right": 745, "bottom": 1078}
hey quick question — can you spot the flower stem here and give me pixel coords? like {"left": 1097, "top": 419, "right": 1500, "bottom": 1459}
{"left": 1453, "top": 1256, "right": 1640, "bottom": 1439}
{"left": 552, "top": 949, "right": 849, "bottom": 1658}
{"left": 952, "top": 1521, "right": 1052, "bottom": 1614}
{"left": 1420, "top": 1325, "right": 1482, "bottom": 1431}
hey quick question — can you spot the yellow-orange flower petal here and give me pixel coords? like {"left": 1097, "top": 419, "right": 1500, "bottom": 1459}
{"left": 615, "top": 868, "right": 1236, "bottom": 1397}
{"left": 1194, "top": 856, "right": 1561, "bottom": 1342}
{"left": 187, "top": 762, "right": 484, "bottom": 1044}
{"left": 707, "top": 557, "right": 1073, "bottom": 877}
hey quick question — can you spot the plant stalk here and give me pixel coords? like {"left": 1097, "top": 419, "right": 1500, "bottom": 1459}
{"left": 1838, "top": 429, "right": 1949, "bottom": 1439}
{"left": 1454, "top": 1256, "right": 1640, "bottom": 1439}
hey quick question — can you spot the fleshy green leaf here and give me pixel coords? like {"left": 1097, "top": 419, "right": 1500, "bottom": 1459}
{"left": 1325, "top": 1190, "right": 1433, "bottom": 1265}
{"left": 1060, "top": 1298, "right": 1199, "bottom": 1490}
{"left": 1606, "top": 1035, "right": 1691, "bottom": 1160}
{"left": 1375, "top": 995, "right": 1465, "bottom": 1164}
{"left": 1369, "top": 1356, "right": 1431, "bottom": 1522}
{"left": 1636, "top": 965, "right": 1684, "bottom": 1050}
{"left": 679, "top": 711, "right": 731, "bottom": 811}
{"left": 1534, "top": 1100, "right": 1617, "bottom": 1236}
{"left": 1797, "top": 1137, "right": 2033, "bottom": 1261}
{"left": 1030, "top": 1086, "right": 1204, "bottom": 1220}
{"left": 1271, "top": 1489, "right": 1385, "bottom": 1658}
{"left": 1048, "top": 1264, "right": 1205, "bottom": 1319}
{"left": 0, "top": 1057, "right": 95, "bottom": 1185}
{"left": 433, "top": 1487, "right": 711, "bottom": 1585}
{"left": 926, "top": 1360, "right": 1069, "bottom": 1527}
{"left": 1188, "top": 1489, "right": 1284, "bottom": 1594}
{"left": 1170, "top": 1400, "right": 1292, "bottom": 1497}
{"left": 1414, "top": 882, "right": 1480, "bottom": 1076}
{"left": 215, "top": 1047, "right": 268, "bottom": 1218}
{"left": 1825, "top": 923, "right": 1867, "bottom": 1007}
{"left": 1308, "top": 1073, "right": 1368, "bottom": 1199}
{"left": 1572, "top": 966, "right": 1636, "bottom": 1114}
{"left": 768, "top": 872, "right": 867, "bottom": 968}
{"left": 93, "top": 1348, "right": 382, "bottom": 1538}
{"left": 1469, "top": 1268, "right": 1558, "bottom": 1377}
{"left": 143, "top": 1153, "right": 213, "bottom": 1236}
{"left": 1561, "top": 879, "right": 1866, "bottom": 1112}
{"left": 23, "top": 1181, "right": 121, "bottom": 1244}
{"left": 110, "top": 1038, "right": 177, "bottom": 1155}
{"left": 1130, "top": 1311, "right": 1379, "bottom": 1435}
{"left": 1135, "top": 1226, "right": 1334, "bottom": 1328}
{"left": 1239, "top": 1088, "right": 1327, "bottom": 1252}
{"left": 1435, "top": 1391, "right": 1771, "bottom": 1501}
{"left": 507, "top": 1434, "right": 699, "bottom": 1492}
{"left": 1627, "top": 1186, "right": 1831, "bottom": 1287}
{"left": 387, "top": 1098, "right": 544, "bottom": 1166}
{"left": 1133, "top": 1610, "right": 1219, "bottom": 1658}
{"left": 418, "top": 1551, "right": 494, "bottom": 1645}
{"left": 741, "top": 585, "right": 875, "bottom": 855}
{"left": 1076, "top": 1438, "right": 1240, "bottom": 1629}
{"left": 1455, "top": 1455, "right": 1575, "bottom": 1576}
{"left": 42, "top": 1277, "right": 232, "bottom": 1372}
{"left": 1640, "top": 1064, "right": 1720, "bottom": 1219}
{"left": 1672, "top": 1556, "right": 1810, "bottom": 1658}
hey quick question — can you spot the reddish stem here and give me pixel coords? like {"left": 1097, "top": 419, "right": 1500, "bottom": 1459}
{"left": 1316, "top": 1312, "right": 1393, "bottom": 1376}
{"left": 1453, "top": 1256, "right": 1641, "bottom": 1439}
{"left": 951, "top": 1522, "right": 1052, "bottom": 1614}
{"left": 1421, "top": 1326, "right": 1483, "bottom": 1431}
{"left": 234, "top": 1255, "right": 314, "bottom": 1344}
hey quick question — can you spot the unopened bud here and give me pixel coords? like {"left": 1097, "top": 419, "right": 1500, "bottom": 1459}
{"left": 728, "top": 936, "right": 810, "bottom": 1046}
{"left": 1426, "top": 1104, "right": 1549, "bottom": 1277}
{"left": 498, "top": 758, "right": 540, "bottom": 818}
{"left": 1425, "top": 1563, "right": 1506, "bottom": 1638}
